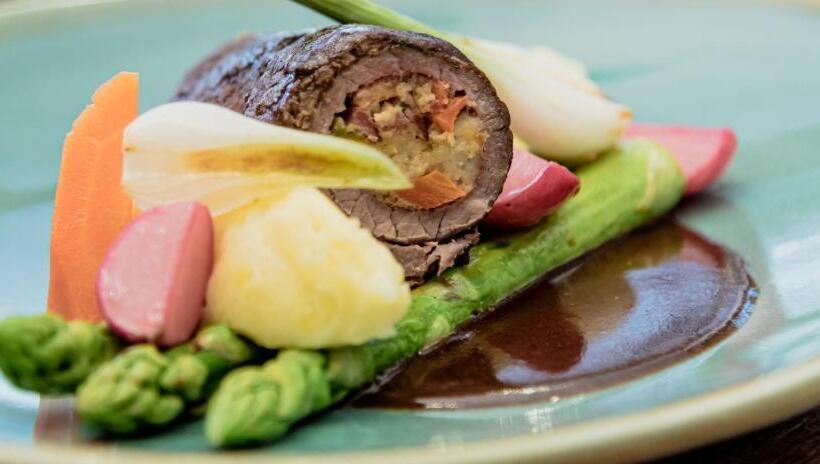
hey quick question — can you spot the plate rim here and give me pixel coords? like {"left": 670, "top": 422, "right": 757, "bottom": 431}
{"left": 1, "top": 355, "right": 818, "bottom": 464}
{"left": 2, "top": 0, "right": 820, "bottom": 462}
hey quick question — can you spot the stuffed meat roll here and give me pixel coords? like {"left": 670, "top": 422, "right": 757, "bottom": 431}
{"left": 176, "top": 25, "right": 513, "bottom": 284}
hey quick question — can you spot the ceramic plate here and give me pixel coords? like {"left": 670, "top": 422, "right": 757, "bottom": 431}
{"left": 1, "top": 0, "right": 820, "bottom": 462}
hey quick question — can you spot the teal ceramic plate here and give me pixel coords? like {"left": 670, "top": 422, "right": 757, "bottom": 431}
{"left": 1, "top": 0, "right": 820, "bottom": 462}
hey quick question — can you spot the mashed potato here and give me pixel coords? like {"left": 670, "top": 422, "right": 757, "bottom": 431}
{"left": 206, "top": 187, "right": 410, "bottom": 348}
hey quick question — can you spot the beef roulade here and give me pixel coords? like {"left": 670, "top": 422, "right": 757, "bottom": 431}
{"left": 176, "top": 25, "right": 513, "bottom": 284}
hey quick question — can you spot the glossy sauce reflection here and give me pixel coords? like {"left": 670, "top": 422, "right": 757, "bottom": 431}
{"left": 353, "top": 221, "right": 756, "bottom": 409}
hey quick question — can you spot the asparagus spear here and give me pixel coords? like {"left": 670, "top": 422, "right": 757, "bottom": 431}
{"left": 205, "top": 140, "right": 685, "bottom": 446}
{"left": 0, "top": 314, "right": 118, "bottom": 395}
{"left": 76, "top": 324, "right": 258, "bottom": 434}
{"left": 205, "top": 350, "right": 334, "bottom": 446}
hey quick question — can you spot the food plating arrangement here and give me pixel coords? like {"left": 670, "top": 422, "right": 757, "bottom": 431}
{"left": 0, "top": 0, "right": 756, "bottom": 450}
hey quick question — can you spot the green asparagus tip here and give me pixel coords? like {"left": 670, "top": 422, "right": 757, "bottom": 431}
{"left": 205, "top": 367, "right": 287, "bottom": 447}
{"left": 194, "top": 324, "right": 253, "bottom": 364}
{"left": 0, "top": 314, "right": 118, "bottom": 395}
{"left": 205, "top": 350, "right": 333, "bottom": 447}
{"left": 292, "top": 0, "right": 443, "bottom": 38}
{"left": 76, "top": 324, "right": 259, "bottom": 435}
{"left": 76, "top": 345, "right": 186, "bottom": 434}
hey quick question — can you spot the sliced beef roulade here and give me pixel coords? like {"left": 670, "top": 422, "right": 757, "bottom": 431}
{"left": 176, "top": 25, "right": 513, "bottom": 284}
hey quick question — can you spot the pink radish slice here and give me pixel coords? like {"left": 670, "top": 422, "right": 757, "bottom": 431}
{"left": 97, "top": 202, "right": 214, "bottom": 346}
{"left": 624, "top": 123, "right": 737, "bottom": 195}
{"left": 484, "top": 148, "right": 580, "bottom": 228}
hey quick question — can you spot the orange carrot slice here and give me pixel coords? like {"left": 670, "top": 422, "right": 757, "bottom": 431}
{"left": 432, "top": 96, "right": 469, "bottom": 133}
{"left": 48, "top": 72, "right": 139, "bottom": 322}
{"left": 397, "top": 170, "right": 466, "bottom": 209}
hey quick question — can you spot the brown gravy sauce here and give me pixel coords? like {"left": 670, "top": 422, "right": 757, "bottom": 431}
{"left": 352, "top": 221, "right": 757, "bottom": 409}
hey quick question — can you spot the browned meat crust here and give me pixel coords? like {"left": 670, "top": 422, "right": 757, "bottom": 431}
{"left": 387, "top": 230, "right": 480, "bottom": 285}
{"left": 176, "top": 25, "right": 512, "bottom": 283}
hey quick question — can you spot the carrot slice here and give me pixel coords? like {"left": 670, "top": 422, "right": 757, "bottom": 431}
{"left": 48, "top": 72, "right": 139, "bottom": 322}
{"left": 397, "top": 170, "right": 466, "bottom": 209}
{"left": 432, "top": 96, "right": 469, "bottom": 133}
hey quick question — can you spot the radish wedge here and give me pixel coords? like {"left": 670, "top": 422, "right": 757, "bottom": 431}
{"left": 97, "top": 202, "right": 214, "bottom": 346}
{"left": 484, "top": 148, "right": 580, "bottom": 228}
{"left": 624, "top": 124, "right": 737, "bottom": 195}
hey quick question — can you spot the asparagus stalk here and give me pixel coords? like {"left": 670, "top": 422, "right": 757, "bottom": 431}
{"left": 205, "top": 140, "right": 685, "bottom": 446}
{"left": 205, "top": 350, "right": 334, "bottom": 446}
{"left": 76, "top": 324, "right": 259, "bottom": 434}
{"left": 290, "top": 0, "right": 630, "bottom": 165}
{"left": 0, "top": 140, "right": 681, "bottom": 443}
{"left": 0, "top": 314, "right": 118, "bottom": 395}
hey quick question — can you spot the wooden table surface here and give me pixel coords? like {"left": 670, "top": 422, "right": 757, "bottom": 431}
{"left": 658, "top": 406, "right": 820, "bottom": 463}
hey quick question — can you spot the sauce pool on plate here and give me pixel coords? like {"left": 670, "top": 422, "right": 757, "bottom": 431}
{"left": 352, "top": 221, "right": 757, "bottom": 409}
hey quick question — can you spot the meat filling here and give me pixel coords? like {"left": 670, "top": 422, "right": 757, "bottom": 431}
{"left": 331, "top": 75, "right": 487, "bottom": 210}
{"left": 175, "top": 25, "right": 514, "bottom": 283}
